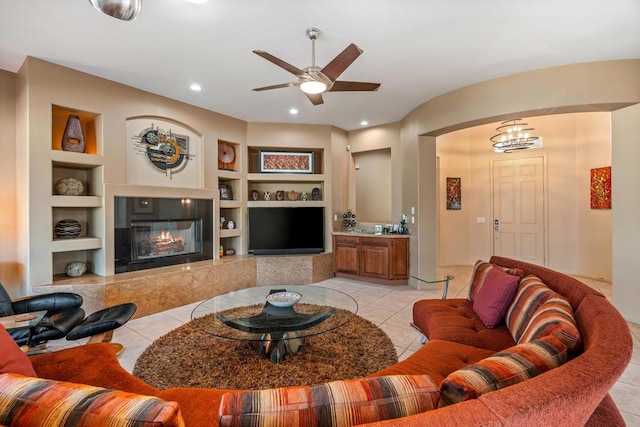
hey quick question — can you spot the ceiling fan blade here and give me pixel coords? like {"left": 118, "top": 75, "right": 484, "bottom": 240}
{"left": 253, "top": 50, "right": 305, "bottom": 76}
{"left": 305, "top": 92, "right": 324, "bottom": 106}
{"left": 252, "top": 82, "right": 299, "bottom": 92}
{"left": 321, "top": 43, "right": 363, "bottom": 82}
{"left": 330, "top": 81, "right": 381, "bottom": 92}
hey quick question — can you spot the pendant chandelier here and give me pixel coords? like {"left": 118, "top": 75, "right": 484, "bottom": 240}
{"left": 88, "top": 0, "right": 142, "bottom": 21}
{"left": 490, "top": 119, "right": 541, "bottom": 153}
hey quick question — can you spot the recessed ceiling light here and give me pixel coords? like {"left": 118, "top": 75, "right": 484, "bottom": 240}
{"left": 289, "top": 108, "right": 299, "bottom": 115}
{"left": 190, "top": 83, "right": 202, "bottom": 92}
{"left": 360, "top": 120, "right": 369, "bottom": 126}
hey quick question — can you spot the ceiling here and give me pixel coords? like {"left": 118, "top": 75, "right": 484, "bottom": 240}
{"left": 1, "top": 0, "right": 639, "bottom": 131}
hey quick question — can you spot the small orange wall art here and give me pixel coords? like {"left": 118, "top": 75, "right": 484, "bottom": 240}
{"left": 590, "top": 166, "right": 611, "bottom": 209}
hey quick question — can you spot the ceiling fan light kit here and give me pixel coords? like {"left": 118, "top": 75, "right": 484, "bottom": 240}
{"left": 300, "top": 81, "right": 327, "bottom": 95}
{"left": 253, "top": 27, "right": 380, "bottom": 105}
{"left": 88, "top": 0, "right": 142, "bottom": 21}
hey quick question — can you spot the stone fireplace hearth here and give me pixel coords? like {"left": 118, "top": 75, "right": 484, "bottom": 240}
{"left": 36, "top": 253, "right": 334, "bottom": 319}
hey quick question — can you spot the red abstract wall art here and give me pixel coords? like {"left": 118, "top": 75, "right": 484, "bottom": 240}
{"left": 590, "top": 166, "right": 611, "bottom": 209}
{"left": 446, "top": 177, "right": 461, "bottom": 210}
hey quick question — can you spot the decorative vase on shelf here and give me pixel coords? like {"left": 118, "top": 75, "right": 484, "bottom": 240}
{"left": 227, "top": 220, "right": 235, "bottom": 230}
{"left": 301, "top": 191, "right": 308, "bottom": 201}
{"left": 55, "top": 177, "right": 85, "bottom": 196}
{"left": 311, "top": 187, "right": 321, "bottom": 201}
{"left": 61, "top": 115, "right": 86, "bottom": 153}
{"left": 288, "top": 190, "right": 298, "bottom": 201}
{"left": 55, "top": 219, "right": 82, "bottom": 239}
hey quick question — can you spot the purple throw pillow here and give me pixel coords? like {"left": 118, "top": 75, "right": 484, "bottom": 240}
{"left": 473, "top": 267, "right": 520, "bottom": 328}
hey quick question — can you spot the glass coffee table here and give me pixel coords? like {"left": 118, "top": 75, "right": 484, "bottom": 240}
{"left": 192, "top": 285, "right": 358, "bottom": 363}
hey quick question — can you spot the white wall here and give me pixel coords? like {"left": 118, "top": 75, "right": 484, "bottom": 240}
{"left": 612, "top": 103, "right": 640, "bottom": 323}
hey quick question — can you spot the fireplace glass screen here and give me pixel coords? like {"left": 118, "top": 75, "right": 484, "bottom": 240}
{"left": 131, "top": 219, "right": 203, "bottom": 261}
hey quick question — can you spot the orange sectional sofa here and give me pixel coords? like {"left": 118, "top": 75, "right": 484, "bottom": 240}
{"left": 0, "top": 256, "right": 633, "bottom": 426}
{"left": 367, "top": 256, "right": 632, "bottom": 426}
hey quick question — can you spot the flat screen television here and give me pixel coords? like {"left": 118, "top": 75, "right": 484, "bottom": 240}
{"left": 248, "top": 207, "right": 325, "bottom": 255}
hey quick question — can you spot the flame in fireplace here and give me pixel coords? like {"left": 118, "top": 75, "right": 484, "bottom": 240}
{"left": 158, "top": 231, "right": 174, "bottom": 242}
{"left": 149, "top": 230, "right": 185, "bottom": 254}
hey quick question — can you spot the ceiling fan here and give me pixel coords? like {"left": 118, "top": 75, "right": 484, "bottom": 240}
{"left": 252, "top": 28, "right": 381, "bottom": 106}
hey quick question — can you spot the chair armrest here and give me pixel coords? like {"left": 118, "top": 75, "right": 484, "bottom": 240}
{"left": 31, "top": 343, "right": 159, "bottom": 396}
{"left": 11, "top": 292, "right": 83, "bottom": 314}
{"left": 45, "top": 307, "right": 86, "bottom": 334}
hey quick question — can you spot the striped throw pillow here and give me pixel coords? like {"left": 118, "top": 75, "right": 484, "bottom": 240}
{"left": 219, "top": 375, "right": 439, "bottom": 427}
{"left": 468, "top": 260, "right": 524, "bottom": 302}
{"left": 439, "top": 335, "right": 567, "bottom": 406}
{"left": 0, "top": 373, "right": 185, "bottom": 427}
{"left": 505, "top": 275, "right": 554, "bottom": 342}
{"left": 518, "top": 294, "right": 582, "bottom": 351}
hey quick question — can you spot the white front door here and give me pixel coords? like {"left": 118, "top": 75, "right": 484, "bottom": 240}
{"left": 492, "top": 156, "right": 546, "bottom": 265}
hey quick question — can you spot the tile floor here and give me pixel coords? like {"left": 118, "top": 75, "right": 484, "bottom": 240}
{"left": 50, "top": 265, "right": 640, "bottom": 425}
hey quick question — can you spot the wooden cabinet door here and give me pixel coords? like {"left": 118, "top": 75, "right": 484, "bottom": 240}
{"left": 360, "top": 238, "right": 390, "bottom": 279}
{"left": 333, "top": 236, "right": 360, "bottom": 275}
{"left": 389, "top": 238, "right": 409, "bottom": 280}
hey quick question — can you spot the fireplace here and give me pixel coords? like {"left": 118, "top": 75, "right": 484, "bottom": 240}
{"left": 131, "top": 219, "right": 201, "bottom": 260}
{"left": 114, "top": 197, "right": 214, "bottom": 273}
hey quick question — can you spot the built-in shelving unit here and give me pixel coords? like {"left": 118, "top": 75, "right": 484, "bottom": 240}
{"left": 246, "top": 147, "right": 326, "bottom": 207}
{"left": 244, "top": 145, "right": 330, "bottom": 252}
{"left": 217, "top": 140, "right": 243, "bottom": 257}
{"left": 50, "top": 105, "right": 104, "bottom": 280}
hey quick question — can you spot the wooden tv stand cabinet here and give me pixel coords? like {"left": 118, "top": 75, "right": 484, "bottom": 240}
{"left": 332, "top": 233, "right": 409, "bottom": 285}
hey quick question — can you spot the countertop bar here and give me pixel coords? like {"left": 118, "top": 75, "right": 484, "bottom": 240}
{"left": 332, "top": 231, "right": 410, "bottom": 239}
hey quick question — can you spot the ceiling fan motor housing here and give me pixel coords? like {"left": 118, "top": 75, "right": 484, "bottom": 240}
{"left": 306, "top": 27, "right": 321, "bottom": 40}
{"left": 303, "top": 66, "right": 333, "bottom": 90}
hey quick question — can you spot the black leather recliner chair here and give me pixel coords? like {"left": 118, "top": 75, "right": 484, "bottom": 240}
{"left": 0, "top": 283, "right": 85, "bottom": 347}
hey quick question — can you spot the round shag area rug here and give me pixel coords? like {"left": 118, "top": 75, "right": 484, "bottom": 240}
{"left": 133, "top": 306, "right": 397, "bottom": 390}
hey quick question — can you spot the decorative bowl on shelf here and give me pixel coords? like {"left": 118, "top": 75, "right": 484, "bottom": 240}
{"left": 54, "top": 219, "right": 82, "bottom": 239}
{"left": 266, "top": 291, "right": 302, "bottom": 307}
